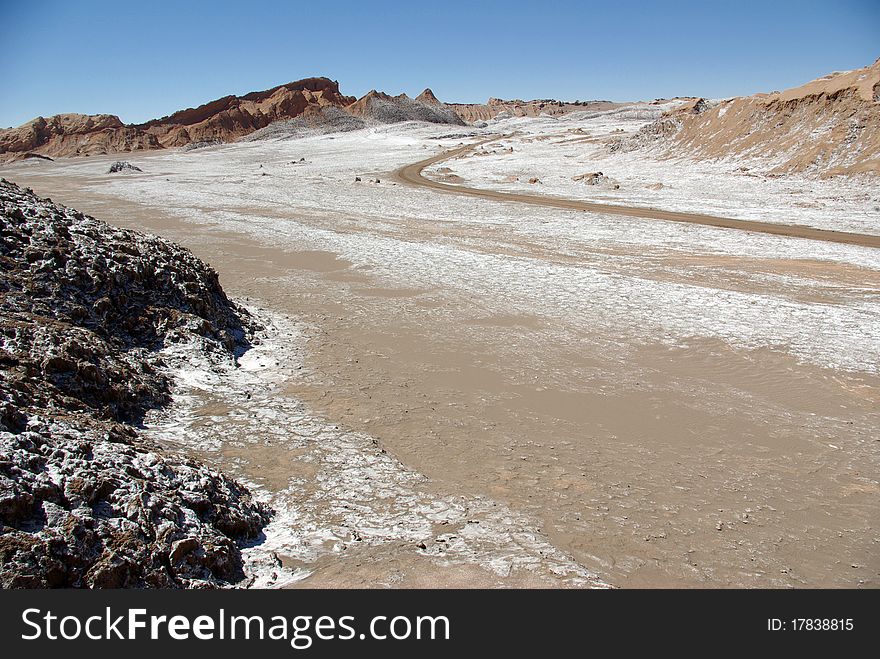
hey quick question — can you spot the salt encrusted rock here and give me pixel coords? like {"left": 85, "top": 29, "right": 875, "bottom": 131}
{"left": 0, "top": 179, "right": 270, "bottom": 588}
{"left": 107, "top": 161, "right": 142, "bottom": 173}
{"left": 572, "top": 171, "right": 620, "bottom": 189}
{"left": 572, "top": 171, "right": 608, "bottom": 185}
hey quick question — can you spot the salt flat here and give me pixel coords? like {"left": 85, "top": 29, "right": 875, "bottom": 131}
{"left": 3, "top": 112, "right": 878, "bottom": 587}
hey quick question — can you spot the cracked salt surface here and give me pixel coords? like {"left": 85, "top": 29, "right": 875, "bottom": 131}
{"left": 144, "top": 307, "right": 609, "bottom": 588}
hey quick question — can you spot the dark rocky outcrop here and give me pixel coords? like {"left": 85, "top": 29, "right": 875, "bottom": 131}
{"left": 107, "top": 161, "right": 142, "bottom": 174}
{"left": 0, "top": 179, "right": 270, "bottom": 588}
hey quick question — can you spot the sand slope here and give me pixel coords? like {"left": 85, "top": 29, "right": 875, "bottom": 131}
{"left": 614, "top": 59, "right": 880, "bottom": 177}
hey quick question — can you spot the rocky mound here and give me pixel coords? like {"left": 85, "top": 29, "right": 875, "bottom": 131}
{"left": 610, "top": 59, "right": 880, "bottom": 177}
{"left": 0, "top": 179, "right": 270, "bottom": 588}
{"left": 346, "top": 89, "right": 465, "bottom": 125}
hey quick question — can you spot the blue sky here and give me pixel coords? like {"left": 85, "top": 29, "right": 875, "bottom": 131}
{"left": 1, "top": 0, "right": 878, "bottom": 128}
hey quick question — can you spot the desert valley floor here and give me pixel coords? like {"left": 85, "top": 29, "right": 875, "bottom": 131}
{"left": 3, "top": 108, "right": 878, "bottom": 588}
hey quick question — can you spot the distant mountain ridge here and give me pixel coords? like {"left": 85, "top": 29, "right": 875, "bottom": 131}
{"left": 447, "top": 97, "right": 624, "bottom": 122}
{"left": 5, "top": 61, "right": 878, "bottom": 177}
{"left": 0, "top": 77, "right": 464, "bottom": 160}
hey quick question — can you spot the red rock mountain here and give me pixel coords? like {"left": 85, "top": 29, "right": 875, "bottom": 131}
{"left": 138, "top": 77, "right": 355, "bottom": 147}
{"left": 2, "top": 77, "right": 467, "bottom": 160}
{"left": 0, "top": 77, "right": 357, "bottom": 159}
{"left": 0, "top": 114, "right": 160, "bottom": 159}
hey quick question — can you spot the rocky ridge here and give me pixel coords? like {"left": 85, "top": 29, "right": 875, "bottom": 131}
{"left": 0, "top": 179, "right": 271, "bottom": 588}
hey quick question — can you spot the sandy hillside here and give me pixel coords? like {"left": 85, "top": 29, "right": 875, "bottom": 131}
{"left": 613, "top": 59, "right": 880, "bottom": 177}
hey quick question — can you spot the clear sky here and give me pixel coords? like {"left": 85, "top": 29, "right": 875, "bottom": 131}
{"left": 1, "top": 0, "right": 878, "bottom": 128}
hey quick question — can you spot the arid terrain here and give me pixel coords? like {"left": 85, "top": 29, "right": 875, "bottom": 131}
{"left": 1, "top": 61, "right": 878, "bottom": 588}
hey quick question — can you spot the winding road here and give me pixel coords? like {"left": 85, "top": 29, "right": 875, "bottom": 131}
{"left": 395, "top": 137, "right": 880, "bottom": 249}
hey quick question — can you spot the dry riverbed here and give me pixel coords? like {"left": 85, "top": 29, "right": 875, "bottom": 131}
{"left": 3, "top": 118, "right": 878, "bottom": 588}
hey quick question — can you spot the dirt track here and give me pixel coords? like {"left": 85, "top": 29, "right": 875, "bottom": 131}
{"left": 396, "top": 138, "right": 880, "bottom": 249}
